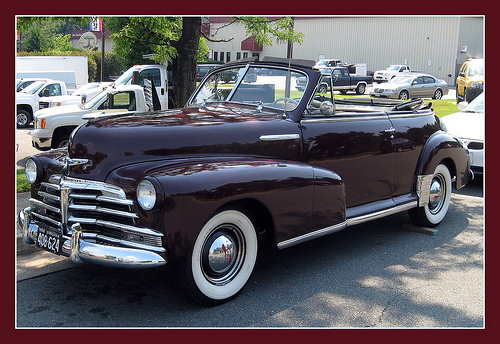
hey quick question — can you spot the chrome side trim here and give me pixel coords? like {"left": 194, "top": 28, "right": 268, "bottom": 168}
{"left": 277, "top": 221, "right": 347, "bottom": 249}
{"left": 416, "top": 174, "right": 434, "bottom": 207}
{"left": 259, "top": 134, "right": 300, "bottom": 141}
{"left": 347, "top": 201, "right": 418, "bottom": 227}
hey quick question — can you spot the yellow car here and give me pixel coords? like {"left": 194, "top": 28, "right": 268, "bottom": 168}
{"left": 456, "top": 59, "right": 483, "bottom": 103}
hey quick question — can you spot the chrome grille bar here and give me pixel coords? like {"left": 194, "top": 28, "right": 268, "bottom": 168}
{"left": 31, "top": 175, "right": 164, "bottom": 250}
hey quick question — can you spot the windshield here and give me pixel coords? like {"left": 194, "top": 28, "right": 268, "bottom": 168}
{"left": 83, "top": 90, "right": 107, "bottom": 109}
{"left": 468, "top": 62, "right": 484, "bottom": 77}
{"left": 114, "top": 67, "right": 138, "bottom": 85}
{"left": 387, "top": 65, "right": 401, "bottom": 71}
{"left": 464, "top": 93, "right": 484, "bottom": 113}
{"left": 189, "top": 65, "right": 307, "bottom": 111}
{"left": 391, "top": 76, "right": 413, "bottom": 84}
{"left": 21, "top": 81, "right": 45, "bottom": 94}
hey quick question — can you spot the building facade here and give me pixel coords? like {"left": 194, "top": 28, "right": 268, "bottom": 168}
{"left": 205, "top": 16, "right": 484, "bottom": 85}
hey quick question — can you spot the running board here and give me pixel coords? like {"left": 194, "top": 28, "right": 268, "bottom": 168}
{"left": 277, "top": 199, "right": 418, "bottom": 250}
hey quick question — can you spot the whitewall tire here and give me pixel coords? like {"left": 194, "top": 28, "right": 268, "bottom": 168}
{"left": 179, "top": 209, "right": 258, "bottom": 306}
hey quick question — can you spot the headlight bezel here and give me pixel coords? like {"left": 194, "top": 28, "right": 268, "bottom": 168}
{"left": 25, "top": 158, "right": 41, "bottom": 184}
{"left": 137, "top": 178, "right": 163, "bottom": 211}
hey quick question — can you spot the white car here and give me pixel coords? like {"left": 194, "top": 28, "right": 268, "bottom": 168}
{"left": 441, "top": 93, "right": 484, "bottom": 176}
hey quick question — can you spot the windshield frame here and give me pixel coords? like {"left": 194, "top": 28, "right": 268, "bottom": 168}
{"left": 188, "top": 63, "right": 310, "bottom": 113}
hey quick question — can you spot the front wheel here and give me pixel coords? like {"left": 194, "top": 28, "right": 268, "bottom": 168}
{"left": 398, "top": 90, "right": 409, "bottom": 100}
{"left": 177, "top": 209, "right": 258, "bottom": 306}
{"left": 409, "top": 164, "right": 452, "bottom": 227}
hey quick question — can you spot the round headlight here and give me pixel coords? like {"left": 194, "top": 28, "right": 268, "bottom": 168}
{"left": 137, "top": 179, "right": 156, "bottom": 211}
{"left": 25, "top": 158, "right": 39, "bottom": 184}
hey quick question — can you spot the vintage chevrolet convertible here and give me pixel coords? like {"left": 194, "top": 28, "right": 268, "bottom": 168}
{"left": 19, "top": 57, "right": 470, "bottom": 306}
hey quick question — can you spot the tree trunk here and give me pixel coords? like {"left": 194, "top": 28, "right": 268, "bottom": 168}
{"left": 173, "top": 17, "right": 201, "bottom": 108}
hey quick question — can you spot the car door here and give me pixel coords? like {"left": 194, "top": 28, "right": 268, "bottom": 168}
{"left": 300, "top": 85, "right": 395, "bottom": 210}
{"left": 138, "top": 68, "right": 166, "bottom": 110}
{"left": 422, "top": 76, "right": 437, "bottom": 97}
{"left": 410, "top": 76, "right": 425, "bottom": 97}
{"left": 332, "top": 68, "right": 350, "bottom": 88}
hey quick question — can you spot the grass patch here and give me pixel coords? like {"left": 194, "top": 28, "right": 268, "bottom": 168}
{"left": 335, "top": 94, "right": 459, "bottom": 118}
{"left": 17, "top": 169, "right": 30, "bottom": 193}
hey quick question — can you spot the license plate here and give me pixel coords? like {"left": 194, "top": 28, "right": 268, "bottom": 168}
{"left": 36, "top": 227, "right": 63, "bottom": 255}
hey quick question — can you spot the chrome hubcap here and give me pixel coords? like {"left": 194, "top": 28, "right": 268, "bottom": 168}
{"left": 429, "top": 176, "right": 445, "bottom": 214}
{"left": 201, "top": 225, "right": 245, "bottom": 285}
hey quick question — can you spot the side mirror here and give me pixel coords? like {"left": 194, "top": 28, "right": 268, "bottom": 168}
{"left": 320, "top": 101, "right": 335, "bottom": 116}
{"left": 458, "top": 72, "right": 465, "bottom": 77}
{"left": 458, "top": 101, "right": 469, "bottom": 111}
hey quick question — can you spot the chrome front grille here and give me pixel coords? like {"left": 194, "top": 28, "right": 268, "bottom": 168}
{"left": 39, "top": 101, "right": 50, "bottom": 109}
{"left": 29, "top": 175, "right": 164, "bottom": 252}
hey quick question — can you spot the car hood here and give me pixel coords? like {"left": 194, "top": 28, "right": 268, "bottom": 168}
{"left": 35, "top": 104, "right": 85, "bottom": 119}
{"left": 16, "top": 92, "right": 35, "bottom": 103}
{"left": 67, "top": 103, "right": 295, "bottom": 181}
{"left": 441, "top": 111, "right": 484, "bottom": 141}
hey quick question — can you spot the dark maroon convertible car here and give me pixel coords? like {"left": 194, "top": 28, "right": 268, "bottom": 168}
{"left": 19, "top": 57, "right": 470, "bottom": 306}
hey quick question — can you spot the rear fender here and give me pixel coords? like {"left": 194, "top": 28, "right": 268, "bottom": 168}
{"left": 416, "top": 130, "right": 470, "bottom": 190}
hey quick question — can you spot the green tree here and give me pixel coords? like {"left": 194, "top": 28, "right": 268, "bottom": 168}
{"left": 110, "top": 16, "right": 303, "bottom": 107}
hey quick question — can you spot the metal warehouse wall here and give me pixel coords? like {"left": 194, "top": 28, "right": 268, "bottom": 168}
{"left": 208, "top": 16, "right": 483, "bottom": 85}
{"left": 263, "top": 17, "right": 464, "bottom": 84}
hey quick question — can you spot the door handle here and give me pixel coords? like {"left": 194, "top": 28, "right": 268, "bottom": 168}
{"left": 385, "top": 127, "right": 395, "bottom": 139}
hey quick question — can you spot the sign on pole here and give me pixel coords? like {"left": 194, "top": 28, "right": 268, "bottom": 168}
{"left": 90, "top": 17, "right": 102, "bottom": 32}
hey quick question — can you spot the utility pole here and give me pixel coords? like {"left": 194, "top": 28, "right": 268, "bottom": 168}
{"left": 101, "top": 20, "right": 105, "bottom": 82}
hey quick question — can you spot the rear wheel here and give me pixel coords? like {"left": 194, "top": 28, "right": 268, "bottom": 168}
{"left": 409, "top": 164, "right": 452, "bottom": 227}
{"left": 177, "top": 209, "right": 258, "bottom": 306}
{"left": 433, "top": 89, "right": 443, "bottom": 100}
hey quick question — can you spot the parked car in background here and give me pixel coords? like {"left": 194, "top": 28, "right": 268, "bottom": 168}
{"left": 296, "top": 66, "right": 372, "bottom": 94}
{"left": 38, "top": 82, "right": 111, "bottom": 109}
{"left": 16, "top": 79, "right": 68, "bottom": 128}
{"left": 441, "top": 92, "right": 484, "bottom": 176}
{"left": 16, "top": 78, "right": 46, "bottom": 92}
{"left": 196, "top": 63, "right": 223, "bottom": 82}
{"left": 456, "top": 58, "right": 484, "bottom": 103}
{"left": 373, "top": 65, "right": 411, "bottom": 83}
{"left": 370, "top": 73, "right": 449, "bottom": 100}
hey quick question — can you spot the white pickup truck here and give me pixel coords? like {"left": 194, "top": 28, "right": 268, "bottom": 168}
{"left": 31, "top": 64, "right": 172, "bottom": 150}
{"left": 38, "top": 82, "right": 112, "bottom": 109}
{"left": 32, "top": 83, "right": 156, "bottom": 150}
{"left": 16, "top": 79, "right": 68, "bottom": 128}
{"left": 373, "top": 65, "right": 412, "bottom": 83}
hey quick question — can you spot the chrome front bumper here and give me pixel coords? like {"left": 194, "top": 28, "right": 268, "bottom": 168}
{"left": 19, "top": 207, "right": 166, "bottom": 269}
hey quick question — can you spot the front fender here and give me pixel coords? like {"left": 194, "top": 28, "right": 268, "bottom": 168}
{"left": 151, "top": 158, "right": 316, "bottom": 261}
{"left": 416, "top": 130, "right": 470, "bottom": 189}
{"left": 107, "top": 157, "right": 346, "bottom": 263}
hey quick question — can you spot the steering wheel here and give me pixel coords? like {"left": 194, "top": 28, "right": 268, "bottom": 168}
{"left": 272, "top": 97, "right": 299, "bottom": 108}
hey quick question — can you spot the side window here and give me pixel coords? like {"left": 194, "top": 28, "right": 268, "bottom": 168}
{"left": 39, "top": 84, "right": 62, "bottom": 97}
{"left": 414, "top": 77, "right": 424, "bottom": 84}
{"left": 423, "top": 76, "right": 435, "bottom": 84}
{"left": 332, "top": 69, "right": 342, "bottom": 78}
{"left": 110, "top": 91, "right": 136, "bottom": 111}
{"left": 139, "top": 69, "right": 161, "bottom": 86}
